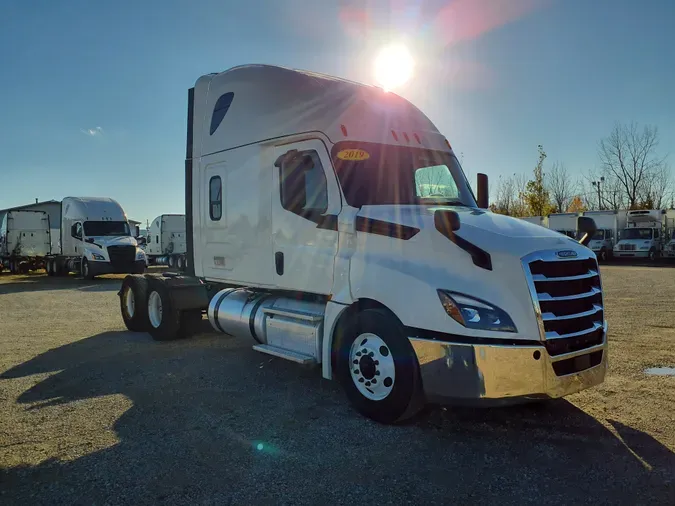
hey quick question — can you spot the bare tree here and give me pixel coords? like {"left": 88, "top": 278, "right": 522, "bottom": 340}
{"left": 641, "top": 163, "right": 672, "bottom": 209}
{"left": 598, "top": 122, "right": 668, "bottom": 209}
{"left": 548, "top": 162, "right": 575, "bottom": 212}
{"left": 491, "top": 173, "right": 528, "bottom": 216}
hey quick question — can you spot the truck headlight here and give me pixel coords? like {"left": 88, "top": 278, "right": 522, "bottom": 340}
{"left": 136, "top": 250, "right": 146, "bottom": 260}
{"left": 437, "top": 290, "right": 517, "bottom": 332}
{"left": 91, "top": 252, "right": 105, "bottom": 261}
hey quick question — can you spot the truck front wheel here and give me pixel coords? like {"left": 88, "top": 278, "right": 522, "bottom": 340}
{"left": 81, "top": 258, "right": 95, "bottom": 280}
{"left": 119, "top": 275, "right": 150, "bottom": 332}
{"left": 335, "top": 308, "right": 423, "bottom": 424}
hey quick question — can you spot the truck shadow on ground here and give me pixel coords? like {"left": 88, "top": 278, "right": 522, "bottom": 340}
{"left": 0, "top": 275, "right": 123, "bottom": 295}
{"left": 1, "top": 330, "right": 673, "bottom": 505}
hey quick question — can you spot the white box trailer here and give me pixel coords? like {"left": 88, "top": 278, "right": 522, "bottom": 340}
{"left": 520, "top": 216, "right": 548, "bottom": 228}
{"left": 547, "top": 213, "right": 580, "bottom": 238}
{"left": 0, "top": 210, "right": 51, "bottom": 274}
{"left": 582, "top": 210, "right": 626, "bottom": 262}
{"left": 45, "top": 197, "right": 147, "bottom": 279}
{"left": 145, "top": 214, "right": 187, "bottom": 269}
{"left": 657, "top": 209, "right": 675, "bottom": 259}
{"left": 116, "top": 65, "right": 607, "bottom": 424}
{"left": 613, "top": 209, "right": 666, "bottom": 261}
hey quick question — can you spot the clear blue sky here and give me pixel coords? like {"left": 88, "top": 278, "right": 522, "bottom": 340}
{"left": 1, "top": 0, "right": 673, "bottom": 224}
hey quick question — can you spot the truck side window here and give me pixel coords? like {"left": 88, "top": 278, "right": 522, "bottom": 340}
{"left": 71, "top": 222, "right": 83, "bottom": 240}
{"left": 209, "top": 176, "right": 222, "bottom": 221}
{"left": 280, "top": 151, "right": 328, "bottom": 215}
{"left": 210, "top": 92, "right": 234, "bottom": 135}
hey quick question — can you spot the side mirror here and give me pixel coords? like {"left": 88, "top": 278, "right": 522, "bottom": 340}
{"left": 476, "top": 173, "right": 489, "bottom": 209}
{"left": 434, "top": 209, "right": 461, "bottom": 238}
{"left": 577, "top": 216, "right": 596, "bottom": 247}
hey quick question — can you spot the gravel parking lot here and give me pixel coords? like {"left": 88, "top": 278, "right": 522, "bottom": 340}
{"left": 1, "top": 266, "right": 673, "bottom": 505}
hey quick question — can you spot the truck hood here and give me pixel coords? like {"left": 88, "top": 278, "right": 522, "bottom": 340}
{"left": 357, "top": 205, "right": 579, "bottom": 257}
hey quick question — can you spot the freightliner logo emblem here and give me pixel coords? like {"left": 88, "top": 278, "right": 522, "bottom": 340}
{"left": 556, "top": 250, "right": 578, "bottom": 258}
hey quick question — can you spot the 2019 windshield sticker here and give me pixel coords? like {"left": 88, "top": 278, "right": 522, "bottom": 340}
{"left": 337, "top": 149, "right": 370, "bottom": 161}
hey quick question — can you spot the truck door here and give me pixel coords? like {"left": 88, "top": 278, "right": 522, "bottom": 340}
{"left": 273, "top": 139, "right": 341, "bottom": 294}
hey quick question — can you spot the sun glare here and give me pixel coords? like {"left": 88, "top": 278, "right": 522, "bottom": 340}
{"left": 373, "top": 43, "right": 414, "bottom": 91}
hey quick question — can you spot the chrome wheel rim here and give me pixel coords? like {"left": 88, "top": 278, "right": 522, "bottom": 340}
{"left": 349, "top": 333, "right": 396, "bottom": 401}
{"left": 123, "top": 286, "right": 135, "bottom": 318}
{"left": 148, "top": 291, "right": 163, "bottom": 328}
{"left": 82, "top": 260, "right": 88, "bottom": 277}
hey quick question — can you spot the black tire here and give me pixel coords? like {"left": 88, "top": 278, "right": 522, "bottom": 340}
{"left": 119, "top": 275, "right": 150, "bottom": 332}
{"left": 146, "top": 278, "right": 199, "bottom": 341}
{"left": 168, "top": 256, "right": 176, "bottom": 269}
{"left": 599, "top": 248, "right": 607, "bottom": 262}
{"left": 334, "top": 308, "right": 423, "bottom": 424}
{"left": 81, "top": 258, "right": 95, "bottom": 280}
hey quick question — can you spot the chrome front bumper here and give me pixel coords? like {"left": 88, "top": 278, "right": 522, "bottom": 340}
{"left": 410, "top": 331, "right": 608, "bottom": 404}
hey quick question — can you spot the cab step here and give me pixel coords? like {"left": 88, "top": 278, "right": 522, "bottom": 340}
{"left": 252, "top": 344, "right": 316, "bottom": 365}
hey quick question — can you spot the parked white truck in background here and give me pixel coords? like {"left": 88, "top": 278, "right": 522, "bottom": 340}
{"left": 548, "top": 213, "right": 580, "bottom": 238}
{"left": 661, "top": 218, "right": 675, "bottom": 260}
{"left": 520, "top": 216, "right": 548, "bottom": 228}
{"left": 145, "top": 214, "right": 187, "bottom": 269}
{"left": 613, "top": 209, "right": 668, "bottom": 261}
{"left": 582, "top": 210, "right": 626, "bottom": 262}
{"left": 45, "top": 197, "right": 146, "bottom": 279}
{"left": 0, "top": 210, "right": 51, "bottom": 274}
{"left": 117, "top": 65, "right": 607, "bottom": 424}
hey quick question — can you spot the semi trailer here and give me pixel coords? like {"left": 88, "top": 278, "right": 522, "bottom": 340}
{"left": 45, "top": 197, "right": 147, "bottom": 279}
{"left": 0, "top": 210, "right": 51, "bottom": 274}
{"left": 582, "top": 210, "right": 626, "bottom": 262}
{"left": 144, "top": 214, "right": 187, "bottom": 269}
{"left": 118, "top": 65, "right": 607, "bottom": 424}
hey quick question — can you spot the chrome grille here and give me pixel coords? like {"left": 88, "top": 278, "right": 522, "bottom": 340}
{"left": 523, "top": 251, "right": 605, "bottom": 374}
{"left": 619, "top": 243, "right": 636, "bottom": 251}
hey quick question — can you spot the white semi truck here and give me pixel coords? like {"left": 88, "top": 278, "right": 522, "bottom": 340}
{"left": 548, "top": 213, "right": 580, "bottom": 238}
{"left": 582, "top": 210, "right": 626, "bottom": 262}
{"left": 117, "top": 65, "right": 607, "bottom": 423}
{"left": 145, "top": 214, "right": 187, "bottom": 269}
{"left": 613, "top": 209, "right": 667, "bottom": 261}
{"left": 0, "top": 210, "right": 51, "bottom": 274}
{"left": 520, "top": 216, "right": 548, "bottom": 228}
{"left": 45, "top": 197, "right": 147, "bottom": 279}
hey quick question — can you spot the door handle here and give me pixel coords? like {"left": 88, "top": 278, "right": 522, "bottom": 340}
{"left": 275, "top": 251, "right": 284, "bottom": 275}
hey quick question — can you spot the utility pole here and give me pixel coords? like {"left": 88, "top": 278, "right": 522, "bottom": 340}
{"left": 592, "top": 177, "right": 605, "bottom": 210}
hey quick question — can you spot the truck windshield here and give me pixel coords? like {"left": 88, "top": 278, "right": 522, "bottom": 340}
{"left": 330, "top": 141, "right": 476, "bottom": 207}
{"left": 623, "top": 228, "right": 652, "bottom": 240}
{"left": 592, "top": 230, "right": 605, "bottom": 240}
{"left": 83, "top": 221, "right": 131, "bottom": 237}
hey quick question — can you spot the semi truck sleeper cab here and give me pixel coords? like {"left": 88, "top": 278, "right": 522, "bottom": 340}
{"left": 118, "top": 65, "right": 607, "bottom": 424}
